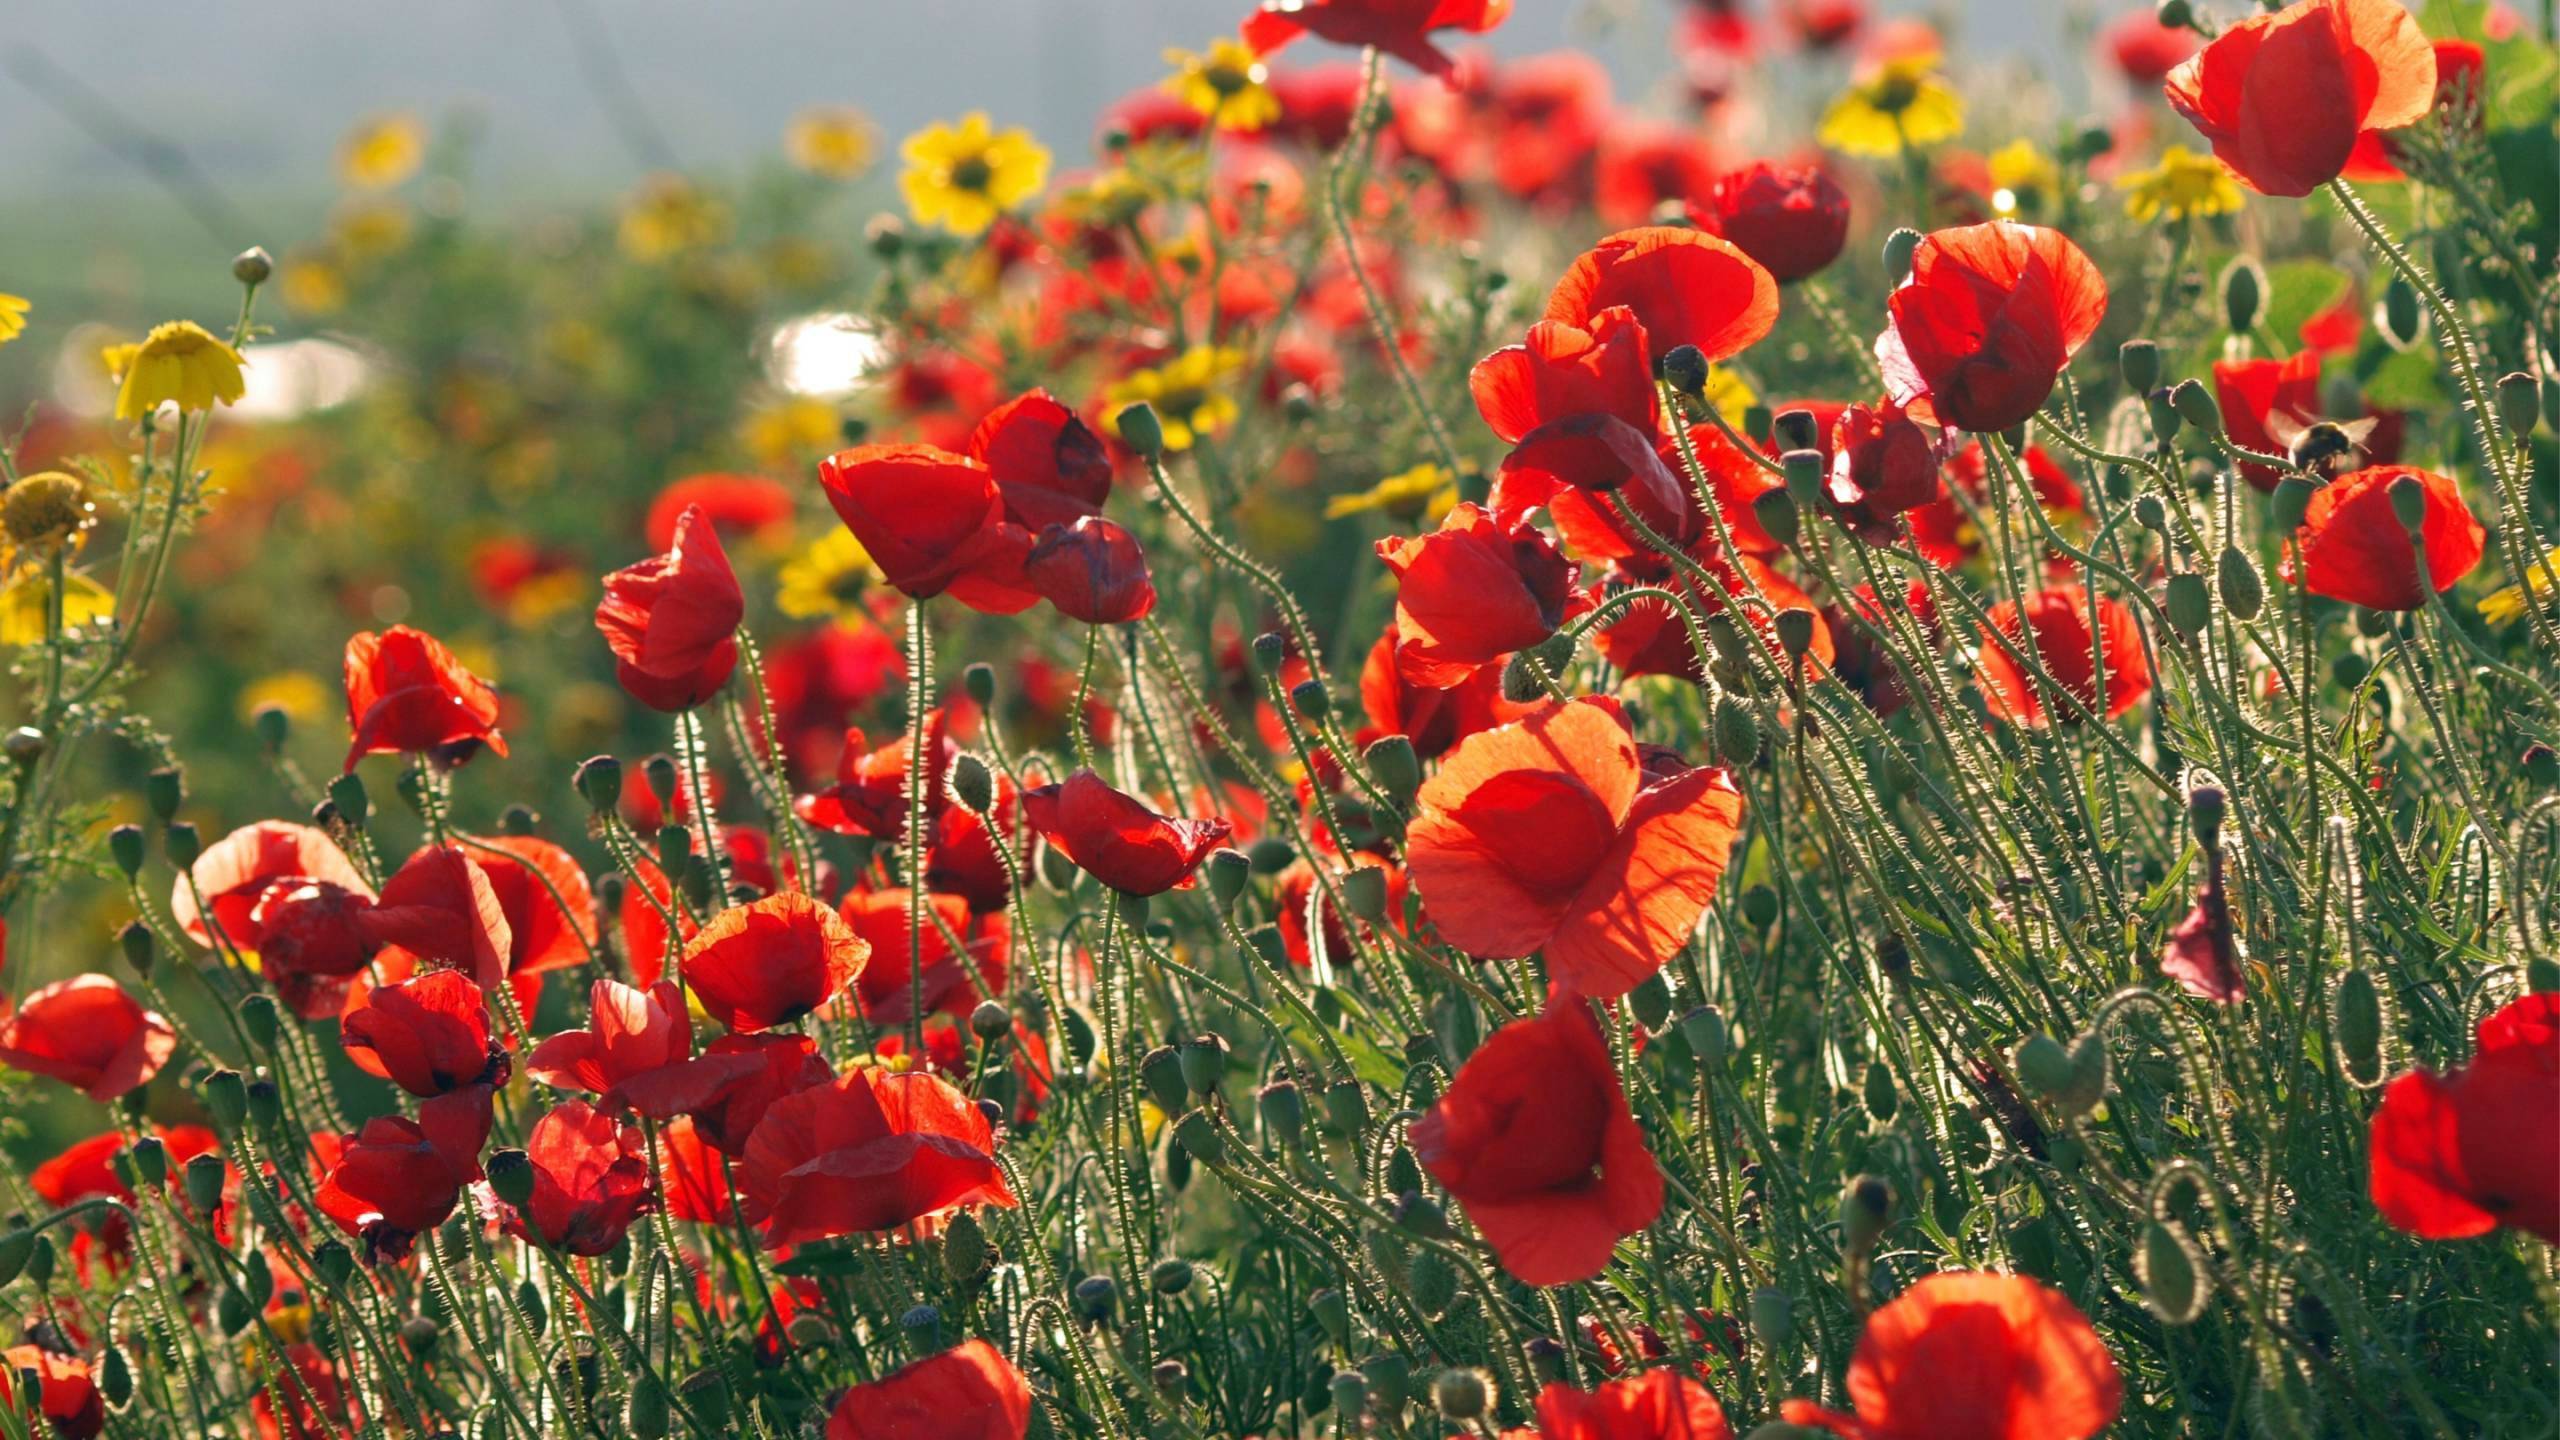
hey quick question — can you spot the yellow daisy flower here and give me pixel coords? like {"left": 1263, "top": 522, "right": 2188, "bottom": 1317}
{"left": 0, "top": 294, "right": 27, "bottom": 346}
{"left": 330, "top": 198, "right": 414, "bottom": 263}
{"left": 1819, "top": 56, "right": 1964, "bottom": 157}
{"left": 619, "top": 173, "right": 732, "bottom": 262}
{"left": 1328, "top": 463, "right": 1456, "bottom": 522}
{"left": 240, "top": 670, "right": 333, "bottom": 725}
{"left": 280, "top": 253, "right": 349, "bottom": 316}
{"left": 114, "top": 321, "right": 247, "bottom": 421}
{"left": 0, "top": 472, "right": 97, "bottom": 556}
{"left": 1987, "top": 139, "right": 2060, "bottom": 218}
{"left": 777, "top": 529, "right": 882, "bottom": 623}
{"left": 787, "top": 106, "right": 879, "bottom": 181}
{"left": 1105, "top": 345, "right": 1245, "bottom": 452}
{"left": 1703, "top": 366, "right": 1757, "bottom": 431}
{"left": 2118, "top": 145, "right": 2244, "bottom": 223}
{"left": 337, "top": 112, "right": 427, "bottom": 190}
{"left": 899, "top": 113, "right": 1051, "bottom": 237}
{"left": 741, "top": 396, "right": 843, "bottom": 471}
{"left": 2480, "top": 545, "right": 2560, "bottom": 627}
{"left": 1162, "top": 39, "right": 1280, "bottom": 133}
{"left": 0, "top": 564, "right": 113, "bottom": 646}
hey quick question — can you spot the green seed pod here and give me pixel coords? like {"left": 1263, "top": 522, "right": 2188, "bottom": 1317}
{"left": 1749, "top": 1285, "right": 1794, "bottom": 1351}
{"left": 1340, "top": 865, "right": 1390, "bottom": 924}
{"left": 108, "top": 824, "right": 147, "bottom": 879}
{"left": 164, "top": 822, "right": 202, "bottom": 870}
{"left": 1139, "top": 1046, "right": 1188, "bottom": 1116}
{"left": 1258, "top": 1079, "right": 1306, "bottom": 1144}
{"left": 2217, "top": 546, "right": 2264, "bottom": 622}
{"left": 2156, "top": 0, "right": 2195, "bottom": 29}
{"left": 2333, "top": 968, "right": 2383, "bottom": 1083}
{"left": 1705, "top": 613, "right": 1751, "bottom": 667}
{"left": 2269, "top": 475, "right": 2315, "bottom": 532}
{"left": 1629, "top": 969, "right": 1674, "bottom": 1032}
{"left": 1363, "top": 735, "right": 1422, "bottom": 810}
{"left": 327, "top": 771, "right": 369, "bottom": 828}
{"left": 0, "top": 1229, "right": 31, "bottom": 1290}
{"left": 2118, "top": 339, "right": 2161, "bottom": 394}
{"left": 1173, "top": 1109, "right": 1226, "bottom": 1165}
{"left": 312, "top": 1241, "right": 354, "bottom": 1289}
{"left": 1289, "top": 678, "right": 1332, "bottom": 722}
{"left": 1752, "top": 488, "right": 1801, "bottom": 548}
{"left": 1681, "top": 1005, "right": 1729, "bottom": 1066}
{"left": 1863, "top": 1059, "right": 1898, "bottom": 1121}
{"left": 145, "top": 765, "right": 185, "bottom": 821}
{"left": 1403, "top": 1247, "right": 1459, "bottom": 1316}
{"left": 2527, "top": 744, "right": 2560, "bottom": 790}
{"left": 2169, "top": 379, "right": 2221, "bottom": 435}
{"left": 948, "top": 753, "right": 993, "bottom": 815}
{"left": 1180, "top": 1033, "right": 1231, "bottom": 1095}
{"left": 1881, "top": 227, "right": 1922, "bottom": 283}
{"left": 2219, "top": 255, "right": 2265, "bottom": 335}
{"left": 246, "top": 1077, "right": 283, "bottom": 1133}
{"left": 627, "top": 1372, "right": 671, "bottom": 1440}
{"left": 2495, "top": 371, "right": 2539, "bottom": 438}
{"left": 680, "top": 1370, "right": 731, "bottom": 1430}
{"left": 2139, "top": 1221, "right": 2208, "bottom": 1323}
{"left": 1325, "top": 1078, "right": 1371, "bottom": 1137}
{"left": 2144, "top": 389, "right": 2183, "bottom": 447}
{"left": 1360, "top": 1354, "right": 1412, "bottom": 1413}
{"left": 1772, "top": 407, "right": 1822, "bottom": 454}
{"left": 1308, "top": 1286, "right": 1352, "bottom": 1344}
{"left": 1774, "top": 609, "right": 1816, "bottom": 661}
{"left": 2164, "top": 573, "right": 2210, "bottom": 636}
{"left": 1247, "top": 836, "right": 1298, "bottom": 874}
{"left": 1713, "top": 694, "right": 1760, "bottom": 765}
{"left": 1327, "top": 1370, "right": 1368, "bottom": 1421}
{"left": 1037, "top": 839, "right": 1078, "bottom": 892}
{"left": 1115, "top": 401, "right": 1166, "bottom": 457}
{"left": 962, "top": 662, "right": 997, "bottom": 708}
{"left": 203, "top": 1070, "right": 248, "bottom": 1133}
{"left": 1203, "top": 848, "right": 1251, "bottom": 910}
{"left": 1741, "top": 885, "right": 1779, "bottom": 928}
{"left": 99, "top": 1342, "right": 133, "bottom": 1410}
{"left": 2381, "top": 275, "right": 2423, "bottom": 349}
{"left": 1780, "top": 448, "right": 1825, "bottom": 505}
{"left": 216, "top": 1287, "right": 256, "bottom": 1337}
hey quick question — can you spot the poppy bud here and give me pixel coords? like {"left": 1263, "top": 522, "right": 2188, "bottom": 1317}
{"left": 2139, "top": 1221, "right": 2207, "bottom": 1323}
{"left": 2386, "top": 472, "right": 2428, "bottom": 536}
{"left": 180, "top": 1152, "right": 226, "bottom": 1216}
{"left": 1629, "top": 969, "right": 1674, "bottom": 1031}
{"left": 164, "top": 822, "right": 201, "bottom": 870}
{"left": 2187, "top": 784, "right": 2226, "bottom": 849}
{"left": 1742, "top": 884, "right": 1780, "bottom": 928}
{"left": 2380, "top": 276, "right": 2423, "bottom": 349}
{"left": 143, "top": 765, "right": 185, "bottom": 821}
{"left": 498, "top": 804, "right": 538, "bottom": 838}
{"left": 1863, "top": 1059, "right": 1898, "bottom": 1120}
{"left": 313, "top": 1240, "right": 354, "bottom": 1289}
{"left": 2269, "top": 475, "right": 2315, "bottom": 533}
{"left": 2217, "top": 546, "right": 2263, "bottom": 621}
{"left": 1779, "top": 448, "right": 1824, "bottom": 505}
{"left": 1340, "top": 865, "right": 1390, "bottom": 924}
{"left": 2156, "top": 0, "right": 2194, "bottom": 29}
{"left": 231, "top": 246, "right": 274, "bottom": 286}
{"left": 949, "top": 753, "right": 994, "bottom": 815}
{"left": 1150, "top": 1357, "right": 1190, "bottom": 1401}
{"left": 2168, "top": 379, "right": 2220, "bottom": 435}
{"left": 955, "top": 663, "right": 998, "bottom": 714}
{"left": 1037, "top": 839, "right": 1077, "bottom": 892}
{"left": 108, "top": 824, "right": 146, "bottom": 879}
{"left": 1713, "top": 694, "right": 1759, "bottom": 765}
{"left": 1289, "top": 678, "right": 1331, "bottom": 722}
{"left": 1774, "top": 609, "right": 1816, "bottom": 662}
{"left": 1838, "top": 1173, "right": 1896, "bottom": 1251}
{"left": 246, "top": 1077, "right": 283, "bottom": 1132}
{"left": 1175, "top": 1108, "right": 1229, "bottom": 1166}
{"left": 1362, "top": 735, "right": 1420, "bottom": 812}
{"left": 203, "top": 1068, "right": 248, "bottom": 1131}
{"left": 627, "top": 1372, "right": 671, "bottom": 1440}
{"left": 486, "top": 1148, "right": 536, "bottom": 1208}
{"left": 680, "top": 1370, "right": 730, "bottom": 1430}
{"left": 328, "top": 771, "right": 369, "bottom": 828}
{"left": 1681, "top": 1005, "right": 1729, "bottom": 1065}
{"left": 1500, "top": 651, "right": 1550, "bottom": 704}
{"left": 1328, "top": 1370, "right": 1369, "bottom": 1421}
{"left": 2495, "top": 371, "right": 2539, "bottom": 437}
{"left": 1749, "top": 1286, "right": 1794, "bottom": 1352}
{"left": 1140, "top": 1046, "right": 1188, "bottom": 1116}
{"left": 99, "top": 1341, "right": 133, "bottom": 1411}
{"left": 573, "top": 756, "right": 623, "bottom": 813}
{"left": 1432, "top": 1367, "right": 1491, "bottom": 1422}
{"left": 2526, "top": 743, "right": 2560, "bottom": 790}
{"left": 2118, "top": 340, "right": 2161, "bottom": 395}
{"left": 1180, "top": 1033, "right": 1230, "bottom": 1095}
{"left": 2332, "top": 967, "right": 2384, "bottom": 1083}
{"left": 215, "top": 1286, "right": 256, "bottom": 1337}
{"left": 1881, "top": 227, "right": 1921, "bottom": 283}
{"left": 2016, "top": 1031, "right": 2076, "bottom": 1093}
{"left": 2145, "top": 389, "right": 2183, "bottom": 447}
{"left": 1116, "top": 402, "right": 1166, "bottom": 458}
{"left": 1658, "top": 344, "right": 1710, "bottom": 398}
{"left": 2134, "top": 494, "right": 2170, "bottom": 533}
{"left": 2220, "top": 256, "right": 2265, "bottom": 335}
{"left": 1258, "top": 1078, "right": 1306, "bottom": 1144}
{"left": 1114, "top": 889, "right": 1149, "bottom": 929}
{"left": 0, "top": 1228, "right": 30, "bottom": 1290}
{"left": 1307, "top": 1286, "right": 1351, "bottom": 1343}
{"left": 2164, "top": 573, "right": 2210, "bottom": 637}
{"left": 399, "top": 1314, "right": 442, "bottom": 1356}
{"left": 1150, "top": 1257, "right": 1195, "bottom": 1296}
{"left": 1752, "top": 488, "right": 1800, "bottom": 547}
{"left": 1325, "top": 1077, "right": 1371, "bottom": 1137}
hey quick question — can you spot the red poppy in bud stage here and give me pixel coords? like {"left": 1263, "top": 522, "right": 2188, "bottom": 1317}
{"left": 681, "top": 892, "right": 870, "bottom": 1032}
{"left": 742, "top": 1065, "right": 1016, "bottom": 1246}
{"left": 1700, "top": 160, "right": 1851, "bottom": 284}
{"left": 1241, "top": 0, "right": 1515, "bottom": 80}
{"left": 0, "top": 975, "right": 177, "bottom": 1102}
{"left": 1023, "top": 515, "right": 1157, "bottom": 623}
{"left": 358, "top": 845, "right": 513, "bottom": 992}
{"left": 1470, "top": 306, "right": 1659, "bottom": 445}
{"left": 1880, "top": 222, "right": 2107, "bottom": 434}
{"left": 798, "top": 709, "right": 958, "bottom": 843}
{"left": 817, "top": 445, "right": 1030, "bottom": 613}
{"left": 175, "top": 821, "right": 381, "bottom": 1017}
{"left": 1780, "top": 1272, "right": 2122, "bottom": 1440}
{"left": 1546, "top": 227, "right": 1779, "bottom": 363}
{"left": 1594, "top": 120, "right": 1724, "bottom": 228}
{"left": 339, "top": 969, "right": 499, "bottom": 1098}
{"left": 2283, "top": 465, "right": 2483, "bottom": 611}
{"left": 0, "top": 1346, "right": 104, "bottom": 1440}
{"left": 2213, "top": 351, "right": 2323, "bottom": 492}
{"left": 825, "top": 1338, "right": 1033, "bottom": 1440}
{"left": 506, "top": 1100, "right": 654, "bottom": 1256}
{"left": 969, "top": 389, "right": 1115, "bottom": 532}
{"left": 646, "top": 472, "right": 796, "bottom": 552}
{"left": 1971, "top": 585, "right": 2152, "bottom": 728}
{"left": 471, "top": 833, "right": 598, "bottom": 980}
{"left": 595, "top": 502, "right": 744, "bottom": 712}
{"left": 1411, "top": 1001, "right": 1663, "bottom": 1285}
{"left": 341, "top": 624, "right": 506, "bottom": 771}
{"left": 2368, "top": 991, "right": 2559, "bottom": 1244}
{"left": 1827, "top": 397, "right": 1950, "bottom": 541}
{"left": 1356, "top": 625, "right": 1532, "bottom": 761}
{"left": 2342, "top": 40, "right": 2487, "bottom": 181}
{"left": 526, "top": 976, "right": 694, "bottom": 1100}
{"left": 1378, "top": 503, "right": 1582, "bottom": 687}
{"left": 840, "top": 888, "right": 1009, "bottom": 1025}
{"left": 314, "top": 1086, "right": 493, "bottom": 1261}
{"left": 1533, "top": 1369, "right": 1734, "bottom": 1440}
{"left": 2163, "top": 0, "right": 2435, "bottom": 197}
{"left": 2104, "top": 9, "right": 2200, "bottom": 84}
{"left": 1406, "top": 698, "right": 1744, "bottom": 998}
{"left": 1020, "top": 770, "right": 1232, "bottom": 895}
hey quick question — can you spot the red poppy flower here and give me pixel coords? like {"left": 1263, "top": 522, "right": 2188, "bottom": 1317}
{"left": 1782, "top": 0, "right": 1865, "bottom": 49}
{"left": 2213, "top": 351, "right": 2323, "bottom": 492}
{"left": 340, "top": 969, "right": 500, "bottom": 1098}
{"left": 1779, "top": 1272, "right": 2122, "bottom": 1440}
{"left": 1241, "top": 0, "right": 1515, "bottom": 81}
{"left": 1700, "top": 161, "right": 1851, "bottom": 284}
{"left": 968, "top": 389, "right": 1114, "bottom": 532}
{"left": 358, "top": 845, "right": 513, "bottom": 992}
{"left": 797, "top": 710, "right": 958, "bottom": 844}
{"left": 0, "top": 975, "right": 176, "bottom": 1101}
{"left": 1356, "top": 625, "right": 1534, "bottom": 761}
{"left": 2342, "top": 40, "right": 2487, "bottom": 181}
{"left": 1880, "top": 222, "right": 2107, "bottom": 434}
{"left": 1405, "top": 698, "right": 1745, "bottom": 998}
{"left": 817, "top": 444, "right": 1033, "bottom": 614}
{"left": 2283, "top": 465, "right": 2483, "bottom": 610}
{"left": 840, "top": 888, "right": 1009, "bottom": 1025}
{"left": 926, "top": 778, "right": 1019, "bottom": 915}
{"left": 1470, "top": 306, "right": 1658, "bottom": 445}
{"left": 646, "top": 472, "right": 796, "bottom": 551}
{"left": 1594, "top": 120, "right": 1723, "bottom": 227}
{"left": 657, "top": 1032, "right": 833, "bottom": 1155}
{"left": 1546, "top": 227, "right": 1779, "bottom": 363}
{"left": 1595, "top": 555, "right": 1836, "bottom": 681}
{"left": 742, "top": 1065, "right": 1017, "bottom": 1246}
{"left": 1267, "top": 63, "right": 1370, "bottom": 146}
{"left": 1020, "top": 770, "right": 1232, "bottom": 896}
{"left": 505, "top": 1100, "right": 654, "bottom": 1256}
{"left": 2163, "top": 0, "right": 2435, "bottom": 197}
{"left": 681, "top": 893, "right": 871, "bottom": 1032}
{"left": 1023, "top": 516, "right": 1158, "bottom": 624}
{"left": 1378, "top": 503, "right": 1583, "bottom": 687}
{"left": 596, "top": 502, "right": 744, "bottom": 712}
{"left": 315, "top": 1086, "right": 493, "bottom": 1262}
{"left": 341, "top": 625, "right": 506, "bottom": 771}
{"left": 2104, "top": 9, "right": 2200, "bottom": 83}
{"left": 1827, "top": 397, "right": 1950, "bottom": 540}
{"left": 2368, "top": 991, "right": 2559, "bottom": 1243}
{"left": 617, "top": 826, "right": 789, "bottom": 985}
{"left": 1533, "top": 1369, "right": 1733, "bottom": 1439}
{"left": 175, "top": 821, "right": 380, "bottom": 1016}
{"left": 1971, "top": 585, "right": 2152, "bottom": 728}
{"left": 825, "top": 1338, "right": 1032, "bottom": 1440}
{"left": 1411, "top": 1001, "right": 1663, "bottom": 1285}
{"left": 526, "top": 977, "right": 694, "bottom": 1099}
{"left": 656, "top": 1114, "right": 731, "bottom": 1223}
{"left": 1, "top": 1346, "right": 103, "bottom": 1440}
{"left": 470, "top": 833, "right": 597, "bottom": 979}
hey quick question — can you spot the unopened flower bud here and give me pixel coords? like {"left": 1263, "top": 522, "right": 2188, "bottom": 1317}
{"left": 1327, "top": 1370, "right": 1368, "bottom": 1420}
{"left": 203, "top": 1068, "right": 248, "bottom": 1131}
{"left": 959, "top": 662, "right": 998, "bottom": 710}
{"left": 2387, "top": 472, "right": 2428, "bottom": 536}
{"left": 2380, "top": 275, "right": 2423, "bottom": 349}
{"left": 1753, "top": 488, "right": 1800, "bottom": 547}
{"left": 2169, "top": 379, "right": 2220, "bottom": 435}
{"left": 2495, "top": 371, "right": 2539, "bottom": 437}
{"left": 1141, "top": 1046, "right": 1188, "bottom": 1115}
{"left": 1838, "top": 1173, "right": 1896, "bottom": 1251}
{"left": 2188, "top": 784, "right": 2226, "bottom": 849}
{"left": 252, "top": 705, "right": 291, "bottom": 752}
{"left": 1152, "top": 1358, "right": 1189, "bottom": 1400}
{"left": 1201, "top": 848, "right": 1251, "bottom": 910}
{"left": 1680, "top": 1005, "right": 1729, "bottom": 1065}
{"left": 1340, "top": 865, "right": 1389, "bottom": 924}
{"left": 1363, "top": 734, "right": 1420, "bottom": 809}
{"left": 1180, "top": 1033, "right": 1231, "bottom": 1096}
{"left": 108, "top": 824, "right": 146, "bottom": 879}
{"left": 574, "top": 755, "right": 623, "bottom": 813}
{"left": 2217, "top": 546, "right": 2263, "bottom": 621}
{"left": 232, "top": 247, "right": 274, "bottom": 286}
{"left": 327, "top": 771, "right": 369, "bottom": 827}
{"left": 1658, "top": 344, "right": 1709, "bottom": 397}
{"left": 2165, "top": 572, "right": 2210, "bottom": 637}
{"left": 1432, "top": 1367, "right": 1491, "bottom": 1421}
{"left": 1629, "top": 968, "right": 1674, "bottom": 1032}
{"left": 183, "top": 1152, "right": 227, "bottom": 1214}
{"left": 2270, "top": 475, "right": 2315, "bottom": 532}
{"left": 1881, "top": 227, "right": 1921, "bottom": 283}
{"left": 246, "top": 1077, "right": 283, "bottom": 1132}
{"left": 486, "top": 1148, "right": 536, "bottom": 1208}
{"left": 1074, "top": 1274, "right": 1119, "bottom": 1322}
{"left": 1307, "top": 1286, "right": 1351, "bottom": 1342}
{"left": 129, "top": 1135, "right": 169, "bottom": 1188}
{"left": 2332, "top": 968, "right": 2383, "bottom": 1080}
{"left": 1116, "top": 402, "right": 1165, "bottom": 457}
{"left": 949, "top": 753, "right": 993, "bottom": 814}
{"left": 1150, "top": 1257, "right": 1195, "bottom": 1295}
{"left": 2220, "top": 256, "right": 2264, "bottom": 335}
{"left": 2145, "top": 389, "right": 2183, "bottom": 446}
{"left": 117, "top": 920, "right": 154, "bottom": 974}
{"left": 1713, "top": 694, "right": 1759, "bottom": 765}
{"left": 1749, "top": 1286, "right": 1794, "bottom": 1350}
{"left": 1289, "top": 677, "right": 1331, "bottom": 722}
{"left": 1258, "top": 1078, "right": 1306, "bottom": 1143}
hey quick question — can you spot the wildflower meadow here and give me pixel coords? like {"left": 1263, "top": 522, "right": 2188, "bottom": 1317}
{"left": 0, "top": 0, "right": 2555, "bottom": 1435}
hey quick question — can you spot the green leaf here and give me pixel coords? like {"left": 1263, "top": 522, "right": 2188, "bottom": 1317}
{"left": 2259, "top": 260, "right": 2352, "bottom": 351}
